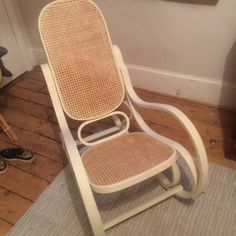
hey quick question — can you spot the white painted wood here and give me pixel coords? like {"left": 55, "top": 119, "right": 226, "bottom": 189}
{"left": 113, "top": 45, "right": 208, "bottom": 199}
{"left": 104, "top": 185, "right": 183, "bottom": 230}
{"left": 41, "top": 64, "right": 105, "bottom": 236}
{"left": 157, "top": 162, "right": 181, "bottom": 188}
{"left": 89, "top": 152, "right": 177, "bottom": 194}
{"left": 77, "top": 126, "right": 121, "bottom": 146}
{"left": 38, "top": 1, "right": 209, "bottom": 234}
{"left": 77, "top": 111, "right": 130, "bottom": 146}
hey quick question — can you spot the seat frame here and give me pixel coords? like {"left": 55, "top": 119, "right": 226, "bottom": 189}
{"left": 41, "top": 45, "right": 208, "bottom": 236}
{"left": 82, "top": 132, "right": 178, "bottom": 194}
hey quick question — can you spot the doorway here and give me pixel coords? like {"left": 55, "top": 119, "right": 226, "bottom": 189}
{"left": 0, "top": 0, "right": 29, "bottom": 87}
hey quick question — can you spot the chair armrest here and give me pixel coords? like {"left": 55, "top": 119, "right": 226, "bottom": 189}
{"left": 130, "top": 92, "right": 206, "bottom": 154}
{"left": 113, "top": 46, "right": 207, "bottom": 158}
{"left": 112, "top": 45, "right": 208, "bottom": 198}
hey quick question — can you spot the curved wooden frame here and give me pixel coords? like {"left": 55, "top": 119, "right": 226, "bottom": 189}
{"left": 41, "top": 46, "right": 208, "bottom": 234}
{"left": 77, "top": 111, "right": 130, "bottom": 146}
{"left": 112, "top": 46, "right": 208, "bottom": 199}
{"left": 85, "top": 142, "right": 177, "bottom": 194}
{"left": 39, "top": 1, "right": 208, "bottom": 235}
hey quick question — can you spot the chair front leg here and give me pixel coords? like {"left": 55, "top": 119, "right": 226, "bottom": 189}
{"left": 157, "top": 162, "right": 181, "bottom": 189}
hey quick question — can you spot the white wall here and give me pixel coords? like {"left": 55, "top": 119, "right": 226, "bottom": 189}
{"left": 98, "top": 0, "right": 236, "bottom": 80}
{"left": 12, "top": 0, "right": 49, "bottom": 48}
{"left": 14, "top": 0, "right": 236, "bottom": 108}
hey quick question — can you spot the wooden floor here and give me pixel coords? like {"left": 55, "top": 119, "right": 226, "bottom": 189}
{"left": 0, "top": 66, "right": 235, "bottom": 235}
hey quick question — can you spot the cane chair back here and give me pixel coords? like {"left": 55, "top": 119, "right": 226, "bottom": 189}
{"left": 39, "top": 0, "right": 124, "bottom": 121}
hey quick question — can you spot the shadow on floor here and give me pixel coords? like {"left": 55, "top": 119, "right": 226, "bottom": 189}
{"left": 162, "top": 0, "right": 219, "bottom": 5}
{"left": 219, "top": 40, "right": 236, "bottom": 161}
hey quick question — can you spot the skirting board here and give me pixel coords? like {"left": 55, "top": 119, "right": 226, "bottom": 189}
{"left": 32, "top": 48, "right": 236, "bottom": 109}
{"left": 127, "top": 64, "right": 236, "bottom": 110}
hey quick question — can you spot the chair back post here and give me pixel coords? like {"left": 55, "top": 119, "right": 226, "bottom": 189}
{"left": 41, "top": 64, "right": 105, "bottom": 236}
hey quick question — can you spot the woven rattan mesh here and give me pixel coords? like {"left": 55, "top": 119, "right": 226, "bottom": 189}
{"left": 39, "top": 0, "right": 124, "bottom": 120}
{"left": 82, "top": 132, "right": 175, "bottom": 186}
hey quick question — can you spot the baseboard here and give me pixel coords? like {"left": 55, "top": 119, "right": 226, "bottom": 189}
{"left": 31, "top": 48, "right": 236, "bottom": 109}
{"left": 127, "top": 64, "right": 236, "bottom": 109}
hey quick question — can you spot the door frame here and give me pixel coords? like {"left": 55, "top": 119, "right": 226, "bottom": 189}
{"left": 3, "top": 0, "right": 35, "bottom": 71}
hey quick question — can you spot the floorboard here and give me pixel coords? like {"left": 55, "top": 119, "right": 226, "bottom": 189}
{"left": 0, "top": 187, "right": 32, "bottom": 224}
{"left": 0, "top": 219, "right": 12, "bottom": 236}
{"left": 0, "top": 166, "right": 49, "bottom": 201}
{"left": 0, "top": 127, "right": 66, "bottom": 164}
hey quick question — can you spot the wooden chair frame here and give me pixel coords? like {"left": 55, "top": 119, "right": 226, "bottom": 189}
{"left": 41, "top": 45, "right": 208, "bottom": 236}
{"left": 39, "top": 1, "right": 208, "bottom": 235}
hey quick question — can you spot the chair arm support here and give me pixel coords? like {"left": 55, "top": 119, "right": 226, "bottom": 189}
{"left": 112, "top": 45, "right": 208, "bottom": 198}
{"left": 131, "top": 95, "right": 207, "bottom": 160}
{"left": 133, "top": 97, "right": 208, "bottom": 166}
{"left": 133, "top": 100, "right": 208, "bottom": 198}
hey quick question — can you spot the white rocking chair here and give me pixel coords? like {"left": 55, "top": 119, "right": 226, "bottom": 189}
{"left": 38, "top": 1, "right": 208, "bottom": 235}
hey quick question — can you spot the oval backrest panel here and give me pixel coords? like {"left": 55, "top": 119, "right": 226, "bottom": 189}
{"left": 39, "top": 0, "right": 124, "bottom": 120}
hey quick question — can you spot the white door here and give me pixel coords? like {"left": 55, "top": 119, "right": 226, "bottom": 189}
{"left": 0, "top": 0, "right": 28, "bottom": 87}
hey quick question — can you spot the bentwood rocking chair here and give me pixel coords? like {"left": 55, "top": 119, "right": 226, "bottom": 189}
{"left": 38, "top": 1, "right": 208, "bottom": 235}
